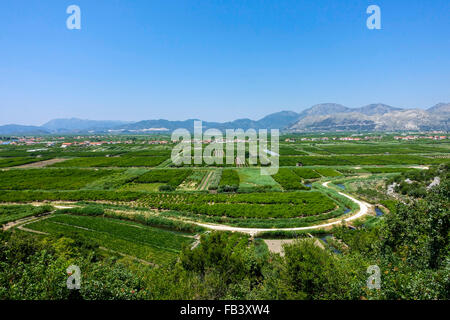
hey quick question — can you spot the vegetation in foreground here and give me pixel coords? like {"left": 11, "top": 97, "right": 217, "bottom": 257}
{"left": 0, "top": 180, "right": 448, "bottom": 300}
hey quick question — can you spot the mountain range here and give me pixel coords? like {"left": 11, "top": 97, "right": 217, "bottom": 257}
{"left": 0, "top": 103, "right": 449, "bottom": 135}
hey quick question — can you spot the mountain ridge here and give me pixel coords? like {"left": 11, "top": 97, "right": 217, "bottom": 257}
{"left": 0, "top": 103, "right": 448, "bottom": 135}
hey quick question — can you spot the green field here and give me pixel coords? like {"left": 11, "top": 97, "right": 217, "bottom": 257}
{"left": 0, "top": 204, "right": 53, "bottom": 224}
{"left": 314, "top": 168, "right": 342, "bottom": 177}
{"left": 0, "top": 168, "right": 116, "bottom": 190}
{"left": 50, "top": 156, "right": 168, "bottom": 168}
{"left": 237, "top": 168, "right": 281, "bottom": 191}
{"left": 292, "top": 168, "right": 322, "bottom": 179}
{"left": 272, "top": 168, "right": 309, "bottom": 190}
{"left": 25, "top": 214, "right": 194, "bottom": 265}
{"left": 139, "top": 191, "right": 336, "bottom": 218}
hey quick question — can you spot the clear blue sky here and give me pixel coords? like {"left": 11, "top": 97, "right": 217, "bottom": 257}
{"left": 0, "top": 0, "right": 449, "bottom": 125}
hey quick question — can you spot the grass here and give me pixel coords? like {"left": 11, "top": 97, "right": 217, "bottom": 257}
{"left": 237, "top": 168, "right": 281, "bottom": 192}
{"left": 25, "top": 214, "right": 194, "bottom": 265}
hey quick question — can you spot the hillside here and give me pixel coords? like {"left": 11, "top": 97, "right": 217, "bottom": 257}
{"left": 1, "top": 103, "right": 448, "bottom": 135}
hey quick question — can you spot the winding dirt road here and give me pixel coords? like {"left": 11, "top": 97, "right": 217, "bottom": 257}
{"left": 194, "top": 181, "right": 372, "bottom": 236}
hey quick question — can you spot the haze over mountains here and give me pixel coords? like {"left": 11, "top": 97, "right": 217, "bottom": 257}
{"left": 1, "top": 103, "right": 449, "bottom": 135}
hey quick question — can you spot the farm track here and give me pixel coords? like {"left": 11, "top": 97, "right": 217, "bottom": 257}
{"left": 192, "top": 181, "right": 372, "bottom": 236}
{"left": 198, "top": 171, "right": 213, "bottom": 191}
{"left": 1, "top": 205, "right": 75, "bottom": 231}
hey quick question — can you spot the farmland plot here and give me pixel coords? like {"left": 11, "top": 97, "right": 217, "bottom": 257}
{"left": 25, "top": 214, "right": 194, "bottom": 265}
{"left": 0, "top": 168, "right": 116, "bottom": 190}
{"left": 237, "top": 168, "right": 282, "bottom": 192}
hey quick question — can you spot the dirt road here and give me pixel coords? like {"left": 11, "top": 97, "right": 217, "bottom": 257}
{"left": 194, "top": 181, "right": 372, "bottom": 236}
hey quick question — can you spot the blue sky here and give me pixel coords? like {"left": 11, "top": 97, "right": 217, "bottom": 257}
{"left": 0, "top": 0, "right": 449, "bottom": 125}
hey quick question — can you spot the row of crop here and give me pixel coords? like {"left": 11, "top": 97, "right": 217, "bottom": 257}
{"left": 0, "top": 168, "right": 116, "bottom": 190}
{"left": 134, "top": 169, "right": 192, "bottom": 187}
{"left": 271, "top": 168, "right": 310, "bottom": 190}
{"left": 218, "top": 169, "right": 240, "bottom": 192}
{"left": 291, "top": 168, "right": 321, "bottom": 179}
{"left": 255, "top": 229, "right": 329, "bottom": 239}
{"left": 279, "top": 155, "right": 449, "bottom": 166}
{"left": 140, "top": 190, "right": 332, "bottom": 205}
{"left": 207, "top": 170, "right": 222, "bottom": 190}
{"left": 314, "top": 168, "right": 342, "bottom": 177}
{"left": 139, "top": 202, "right": 335, "bottom": 219}
{"left": 279, "top": 145, "right": 308, "bottom": 155}
{"left": 25, "top": 215, "right": 188, "bottom": 265}
{"left": 59, "top": 204, "right": 204, "bottom": 233}
{"left": 0, "top": 157, "right": 51, "bottom": 168}
{"left": 0, "top": 204, "right": 54, "bottom": 224}
{"left": 138, "top": 191, "right": 336, "bottom": 218}
{"left": 50, "top": 156, "right": 168, "bottom": 168}
{"left": 0, "top": 190, "right": 145, "bottom": 202}
{"left": 318, "top": 143, "right": 449, "bottom": 155}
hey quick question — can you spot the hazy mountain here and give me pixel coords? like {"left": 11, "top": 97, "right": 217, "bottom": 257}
{"left": 354, "top": 103, "right": 403, "bottom": 116}
{"left": 255, "top": 111, "right": 300, "bottom": 129}
{"left": 427, "top": 103, "right": 450, "bottom": 116}
{"left": 290, "top": 113, "right": 376, "bottom": 132}
{"left": 0, "top": 125, "right": 50, "bottom": 135}
{"left": 42, "top": 118, "right": 133, "bottom": 132}
{"left": 115, "top": 111, "right": 301, "bottom": 132}
{"left": 297, "top": 103, "right": 350, "bottom": 118}
{"left": 1, "top": 103, "right": 448, "bottom": 135}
